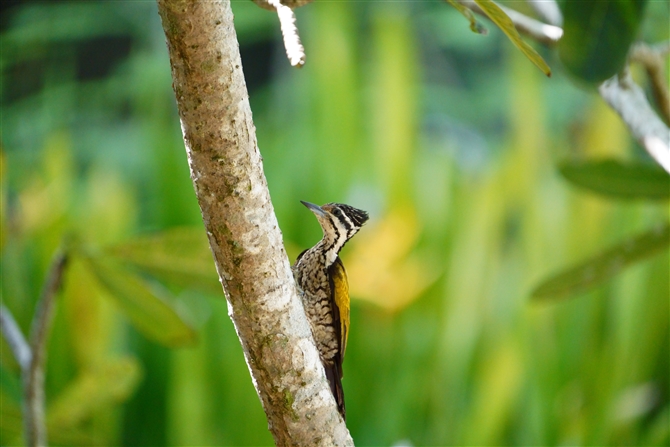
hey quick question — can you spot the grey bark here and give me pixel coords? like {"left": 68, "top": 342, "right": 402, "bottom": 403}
{"left": 600, "top": 73, "right": 670, "bottom": 173}
{"left": 155, "top": 1, "right": 354, "bottom": 445}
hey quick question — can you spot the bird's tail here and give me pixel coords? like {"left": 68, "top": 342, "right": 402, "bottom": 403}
{"left": 324, "top": 362, "right": 346, "bottom": 420}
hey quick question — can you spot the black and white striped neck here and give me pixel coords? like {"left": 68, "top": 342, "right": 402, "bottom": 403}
{"left": 301, "top": 201, "right": 369, "bottom": 267}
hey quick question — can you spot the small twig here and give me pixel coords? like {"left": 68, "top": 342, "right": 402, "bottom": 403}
{"left": 266, "top": 0, "right": 305, "bottom": 67}
{"left": 18, "top": 250, "right": 68, "bottom": 447}
{"left": 599, "top": 72, "right": 670, "bottom": 173}
{"left": 630, "top": 41, "right": 670, "bottom": 125}
{"left": 29, "top": 251, "right": 68, "bottom": 375}
{"left": 459, "top": 0, "right": 563, "bottom": 46}
{"left": 0, "top": 304, "right": 32, "bottom": 371}
{"left": 526, "top": 0, "right": 563, "bottom": 27}
{"left": 0, "top": 249, "right": 69, "bottom": 447}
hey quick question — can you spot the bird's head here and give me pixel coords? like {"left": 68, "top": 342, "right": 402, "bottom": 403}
{"left": 301, "top": 201, "right": 369, "bottom": 258}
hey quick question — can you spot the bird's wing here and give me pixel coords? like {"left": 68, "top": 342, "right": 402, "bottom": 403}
{"left": 329, "top": 256, "right": 350, "bottom": 364}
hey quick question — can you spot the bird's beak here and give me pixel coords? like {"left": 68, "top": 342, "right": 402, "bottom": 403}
{"left": 301, "top": 200, "right": 327, "bottom": 218}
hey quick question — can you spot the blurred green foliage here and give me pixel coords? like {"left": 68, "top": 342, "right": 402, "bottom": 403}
{"left": 559, "top": 160, "right": 670, "bottom": 201}
{"left": 559, "top": 0, "right": 647, "bottom": 83}
{"left": 1, "top": 1, "right": 669, "bottom": 446}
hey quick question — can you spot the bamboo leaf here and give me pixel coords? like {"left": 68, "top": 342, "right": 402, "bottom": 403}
{"left": 444, "top": 0, "right": 488, "bottom": 35}
{"left": 107, "top": 227, "right": 221, "bottom": 295}
{"left": 559, "top": 160, "right": 670, "bottom": 200}
{"left": 82, "top": 252, "right": 197, "bottom": 346}
{"left": 532, "top": 223, "right": 670, "bottom": 300}
{"left": 473, "top": 0, "right": 551, "bottom": 76}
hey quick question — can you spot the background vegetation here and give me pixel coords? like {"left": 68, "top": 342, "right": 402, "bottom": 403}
{"left": 1, "top": 1, "right": 668, "bottom": 445}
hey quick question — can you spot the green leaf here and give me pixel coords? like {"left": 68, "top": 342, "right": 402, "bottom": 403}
{"left": 81, "top": 252, "right": 197, "bottom": 346}
{"left": 532, "top": 222, "right": 670, "bottom": 300}
{"left": 47, "top": 357, "right": 142, "bottom": 429}
{"left": 473, "top": 0, "right": 551, "bottom": 76}
{"left": 47, "top": 358, "right": 142, "bottom": 445}
{"left": 107, "top": 227, "right": 221, "bottom": 295}
{"left": 558, "top": 0, "right": 647, "bottom": 83}
{"left": 559, "top": 160, "right": 670, "bottom": 200}
{"left": 444, "top": 0, "right": 489, "bottom": 35}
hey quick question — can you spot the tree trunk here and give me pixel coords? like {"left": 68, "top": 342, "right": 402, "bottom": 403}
{"left": 155, "top": 1, "right": 353, "bottom": 445}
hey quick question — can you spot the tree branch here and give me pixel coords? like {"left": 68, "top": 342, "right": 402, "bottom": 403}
{"left": 253, "top": 0, "right": 310, "bottom": 67}
{"left": 155, "top": 1, "right": 353, "bottom": 445}
{"left": 526, "top": 0, "right": 563, "bottom": 27}
{"left": 459, "top": 1, "right": 670, "bottom": 172}
{"left": 630, "top": 41, "right": 670, "bottom": 125}
{"left": 267, "top": 0, "right": 306, "bottom": 67}
{"left": 599, "top": 72, "right": 670, "bottom": 173}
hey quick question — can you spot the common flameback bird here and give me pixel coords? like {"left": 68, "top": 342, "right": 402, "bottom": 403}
{"left": 292, "top": 201, "right": 369, "bottom": 420}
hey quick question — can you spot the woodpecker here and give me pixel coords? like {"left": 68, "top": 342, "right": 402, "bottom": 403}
{"left": 292, "top": 201, "right": 369, "bottom": 420}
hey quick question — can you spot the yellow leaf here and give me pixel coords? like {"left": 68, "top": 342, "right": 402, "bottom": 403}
{"left": 345, "top": 207, "right": 440, "bottom": 312}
